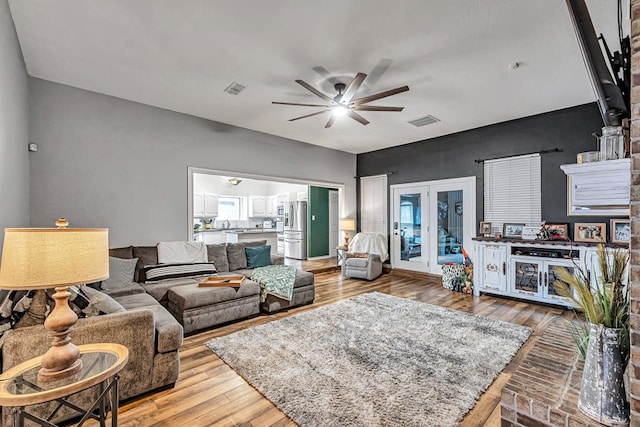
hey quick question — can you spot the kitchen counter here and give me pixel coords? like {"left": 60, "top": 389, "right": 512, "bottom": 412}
{"left": 224, "top": 229, "right": 278, "bottom": 235}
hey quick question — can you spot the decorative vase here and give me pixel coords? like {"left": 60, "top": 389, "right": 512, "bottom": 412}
{"left": 578, "top": 323, "right": 629, "bottom": 426}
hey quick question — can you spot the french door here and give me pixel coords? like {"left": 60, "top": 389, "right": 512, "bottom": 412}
{"left": 391, "top": 177, "right": 475, "bottom": 274}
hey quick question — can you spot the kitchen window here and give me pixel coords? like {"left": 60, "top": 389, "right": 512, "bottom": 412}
{"left": 217, "top": 196, "right": 248, "bottom": 221}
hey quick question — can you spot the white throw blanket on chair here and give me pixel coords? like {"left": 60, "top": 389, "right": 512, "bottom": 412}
{"left": 348, "top": 233, "right": 388, "bottom": 262}
{"left": 157, "top": 241, "right": 208, "bottom": 264}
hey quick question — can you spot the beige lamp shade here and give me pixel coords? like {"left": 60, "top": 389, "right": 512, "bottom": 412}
{"left": 339, "top": 219, "right": 356, "bottom": 232}
{"left": 0, "top": 228, "right": 109, "bottom": 289}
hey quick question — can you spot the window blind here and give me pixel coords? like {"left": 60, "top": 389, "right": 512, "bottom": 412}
{"left": 483, "top": 154, "right": 541, "bottom": 229}
{"left": 360, "top": 175, "right": 388, "bottom": 236}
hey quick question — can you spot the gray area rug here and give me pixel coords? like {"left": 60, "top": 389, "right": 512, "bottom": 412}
{"left": 206, "top": 292, "right": 531, "bottom": 426}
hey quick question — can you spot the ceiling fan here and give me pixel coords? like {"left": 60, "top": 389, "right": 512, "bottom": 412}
{"left": 272, "top": 72, "right": 409, "bottom": 128}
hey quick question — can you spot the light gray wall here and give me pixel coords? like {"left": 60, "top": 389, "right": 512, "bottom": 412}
{"left": 29, "top": 79, "right": 356, "bottom": 247}
{"left": 0, "top": 0, "right": 29, "bottom": 255}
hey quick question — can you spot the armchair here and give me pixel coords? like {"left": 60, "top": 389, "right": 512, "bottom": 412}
{"left": 343, "top": 232, "right": 387, "bottom": 280}
{"left": 343, "top": 252, "right": 383, "bottom": 280}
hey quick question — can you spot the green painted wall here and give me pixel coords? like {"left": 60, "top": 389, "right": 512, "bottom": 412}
{"left": 308, "top": 186, "right": 329, "bottom": 257}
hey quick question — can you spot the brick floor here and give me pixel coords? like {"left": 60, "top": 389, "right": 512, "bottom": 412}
{"left": 501, "top": 317, "right": 625, "bottom": 427}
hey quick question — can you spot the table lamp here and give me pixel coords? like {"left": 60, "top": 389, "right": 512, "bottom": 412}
{"left": 0, "top": 219, "right": 108, "bottom": 382}
{"left": 339, "top": 219, "right": 356, "bottom": 246}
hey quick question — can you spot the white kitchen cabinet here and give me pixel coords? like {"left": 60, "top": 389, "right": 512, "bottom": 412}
{"left": 560, "top": 158, "right": 630, "bottom": 216}
{"left": 249, "top": 196, "right": 267, "bottom": 217}
{"left": 267, "top": 195, "right": 278, "bottom": 216}
{"left": 201, "top": 231, "right": 224, "bottom": 245}
{"left": 297, "top": 191, "right": 308, "bottom": 201}
{"left": 204, "top": 194, "right": 218, "bottom": 217}
{"left": 193, "top": 193, "right": 205, "bottom": 217}
{"left": 476, "top": 244, "right": 507, "bottom": 293}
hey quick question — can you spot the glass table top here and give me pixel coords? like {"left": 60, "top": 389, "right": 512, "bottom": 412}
{"left": 3, "top": 351, "right": 117, "bottom": 396}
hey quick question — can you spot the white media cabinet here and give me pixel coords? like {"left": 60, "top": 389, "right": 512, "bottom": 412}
{"left": 473, "top": 238, "right": 623, "bottom": 307}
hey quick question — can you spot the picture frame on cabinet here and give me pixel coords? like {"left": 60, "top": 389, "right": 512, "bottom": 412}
{"left": 542, "top": 223, "right": 570, "bottom": 241}
{"left": 503, "top": 223, "right": 525, "bottom": 238}
{"left": 574, "top": 222, "right": 606, "bottom": 243}
{"left": 610, "top": 219, "right": 630, "bottom": 244}
{"left": 479, "top": 221, "right": 492, "bottom": 235}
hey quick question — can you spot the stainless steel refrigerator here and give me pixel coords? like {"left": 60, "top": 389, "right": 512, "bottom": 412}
{"left": 284, "top": 201, "right": 307, "bottom": 259}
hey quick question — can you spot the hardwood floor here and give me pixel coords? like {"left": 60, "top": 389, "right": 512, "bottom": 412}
{"left": 97, "top": 268, "right": 573, "bottom": 427}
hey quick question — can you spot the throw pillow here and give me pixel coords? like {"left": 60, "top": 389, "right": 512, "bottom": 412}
{"left": 101, "top": 257, "right": 139, "bottom": 290}
{"left": 0, "top": 290, "right": 35, "bottom": 347}
{"left": 14, "top": 290, "right": 49, "bottom": 329}
{"left": 227, "top": 240, "right": 267, "bottom": 271}
{"left": 143, "top": 263, "right": 216, "bottom": 283}
{"left": 246, "top": 245, "right": 272, "bottom": 268}
{"left": 109, "top": 246, "right": 134, "bottom": 259}
{"left": 207, "top": 243, "right": 229, "bottom": 272}
{"left": 81, "top": 286, "right": 126, "bottom": 314}
{"left": 132, "top": 246, "right": 159, "bottom": 282}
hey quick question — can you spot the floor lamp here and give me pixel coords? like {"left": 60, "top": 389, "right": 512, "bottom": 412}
{"left": 0, "top": 219, "right": 108, "bottom": 382}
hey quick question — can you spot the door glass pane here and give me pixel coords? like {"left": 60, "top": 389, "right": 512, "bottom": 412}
{"left": 399, "top": 193, "right": 422, "bottom": 263}
{"left": 437, "top": 190, "right": 464, "bottom": 265}
{"left": 515, "top": 261, "right": 539, "bottom": 293}
{"left": 547, "top": 264, "right": 574, "bottom": 297}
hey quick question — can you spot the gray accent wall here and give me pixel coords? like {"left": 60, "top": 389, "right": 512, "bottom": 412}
{"left": 0, "top": 0, "right": 29, "bottom": 255}
{"left": 29, "top": 79, "right": 356, "bottom": 247}
{"left": 357, "top": 103, "right": 615, "bottom": 239}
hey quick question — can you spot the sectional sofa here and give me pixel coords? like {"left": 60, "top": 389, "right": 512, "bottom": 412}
{"left": 0, "top": 240, "right": 315, "bottom": 426}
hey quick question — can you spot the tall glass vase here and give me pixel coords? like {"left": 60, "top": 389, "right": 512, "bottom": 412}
{"left": 578, "top": 323, "right": 629, "bottom": 426}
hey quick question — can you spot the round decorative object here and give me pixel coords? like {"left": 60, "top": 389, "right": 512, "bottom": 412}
{"left": 486, "top": 264, "right": 497, "bottom": 272}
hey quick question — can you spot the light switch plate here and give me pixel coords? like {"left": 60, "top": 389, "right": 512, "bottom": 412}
{"left": 312, "top": 215, "right": 315, "bottom": 220}
{"left": 28, "top": 143, "right": 38, "bottom": 152}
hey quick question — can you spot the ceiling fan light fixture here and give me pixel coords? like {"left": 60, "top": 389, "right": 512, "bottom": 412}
{"left": 332, "top": 104, "right": 348, "bottom": 117}
{"left": 228, "top": 178, "right": 242, "bottom": 186}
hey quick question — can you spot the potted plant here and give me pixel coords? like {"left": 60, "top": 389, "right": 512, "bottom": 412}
{"left": 554, "top": 243, "right": 629, "bottom": 426}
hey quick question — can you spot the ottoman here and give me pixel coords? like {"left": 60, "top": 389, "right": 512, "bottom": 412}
{"left": 259, "top": 270, "right": 315, "bottom": 313}
{"left": 166, "top": 278, "right": 260, "bottom": 334}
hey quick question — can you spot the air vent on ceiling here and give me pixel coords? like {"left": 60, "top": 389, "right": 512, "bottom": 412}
{"left": 408, "top": 115, "right": 440, "bottom": 127}
{"left": 224, "top": 82, "right": 246, "bottom": 95}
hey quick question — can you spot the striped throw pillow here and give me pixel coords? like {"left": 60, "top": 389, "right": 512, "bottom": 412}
{"left": 143, "top": 263, "right": 216, "bottom": 283}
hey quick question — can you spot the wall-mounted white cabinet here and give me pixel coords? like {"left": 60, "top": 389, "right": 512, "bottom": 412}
{"left": 194, "top": 193, "right": 218, "bottom": 217}
{"left": 560, "top": 158, "right": 630, "bottom": 216}
{"left": 297, "top": 191, "right": 308, "bottom": 201}
{"left": 267, "top": 195, "right": 278, "bottom": 216}
{"left": 249, "top": 196, "right": 267, "bottom": 217}
{"left": 204, "top": 194, "right": 218, "bottom": 217}
{"left": 193, "top": 193, "right": 205, "bottom": 217}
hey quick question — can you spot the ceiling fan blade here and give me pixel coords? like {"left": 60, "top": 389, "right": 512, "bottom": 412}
{"left": 353, "top": 105, "right": 404, "bottom": 112}
{"left": 325, "top": 115, "right": 336, "bottom": 128}
{"left": 341, "top": 72, "right": 367, "bottom": 104}
{"left": 364, "top": 58, "right": 393, "bottom": 89}
{"left": 346, "top": 110, "right": 370, "bottom": 126}
{"left": 351, "top": 85, "right": 409, "bottom": 105}
{"left": 312, "top": 66, "right": 341, "bottom": 86}
{"left": 272, "top": 101, "right": 331, "bottom": 108}
{"left": 295, "top": 80, "right": 334, "bottom": 103}
{"left": 288, "top": 109, "right": 330, "bottom": 122}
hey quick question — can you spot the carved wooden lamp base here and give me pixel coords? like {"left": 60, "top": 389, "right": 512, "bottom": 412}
{"left": 38, "top": 286, "right": 83, "bottom": 382}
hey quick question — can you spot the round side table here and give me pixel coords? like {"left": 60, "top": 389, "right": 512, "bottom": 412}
{"left": 0, "top": 343, "right": 129, "bottom": 427}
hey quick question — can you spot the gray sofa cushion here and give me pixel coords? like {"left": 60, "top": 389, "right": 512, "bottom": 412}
{"left": 226, "top": 240, "right": 267, "bottom": 271}
{"left": 109, "top": 246, "right": 133, "bottom": 259}
{"left": 167, "top": 279, "right": 260, "bottom": 310}
{"left": 133, "top": 246, "right": 159, "bottom": 282}
{"left": 100, "top": 282, "right": 146, "bottom": 298}
{"left": 142, "top": 277, "right": 201, "bottom": 302}
{"left": 101, "top": 256, "right": 138, "bottom": 290}
{"left": 206, "top": 243, "right": 229, "bottom": 272}
{"left": 115, "top": 292, "right": 183, "bottom": 353}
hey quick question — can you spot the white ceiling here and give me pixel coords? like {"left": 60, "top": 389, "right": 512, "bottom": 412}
{"left": 8, "top": 0, "right": 626, "bottom": 154}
